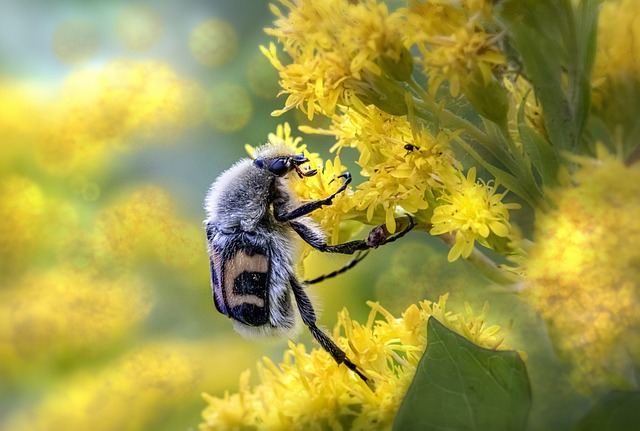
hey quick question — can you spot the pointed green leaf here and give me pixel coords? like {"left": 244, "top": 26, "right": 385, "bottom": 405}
{"left": 516, "top": 91, "right": 560, "bottom": 186}
{"left": 497, "top": 0, "right": 601, "bottom": 152}
{"left": 393, "top": 317, "right": 531, "bottom": 431}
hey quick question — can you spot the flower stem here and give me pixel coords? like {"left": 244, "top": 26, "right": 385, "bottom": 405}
{"left": 437, "top": 232, "right": 521, "bottom": 286}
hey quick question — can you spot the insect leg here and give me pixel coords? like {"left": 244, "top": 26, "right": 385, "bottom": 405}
{"left": 290, "top": 276, "right": 368, "bottom": 382}
{"left": 302, "top": 250, "right": 370, "bottom": 285}
{"left": 290, "top": 215, "right": 415, "bottom": 254}
{"left": 274, "top": 173, "right": 352, "bottom": 222}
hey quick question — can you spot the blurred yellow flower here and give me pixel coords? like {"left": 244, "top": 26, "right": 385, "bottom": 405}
{"left": 524, "top": 145, "right": 640, "bottom": 394}
{"left": 94, "top": 186, "right": 201, "bottom": 270}
{"left": 0, "top": 270, "right": 152, "bottom": 375}
{"left": 190, "top": 18, "right": 238, "bottom": 67}
{"left": 0, "top": 175, "right": 46, "bottom": 274}
{"left": 34, "top": 60, "right": 202, "bottom": 174}
{"left": 3, "top": 344, "right": 197, "bottom": 431}
{"left": 593, "top": 0, "right": 640, "bottom": 81}
{"left": 201, "top": 295, "right": 508, "bottom": 431}
{"left": 207, "top": 83, "right": 253, "bottom": 133}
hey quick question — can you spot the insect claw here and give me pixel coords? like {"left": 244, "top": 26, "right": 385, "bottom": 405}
{"left": 329, "top": 172, "right": 352, "bottom": 186}
{"left": 338, "top": 172, "right": 351, "bottom": 182}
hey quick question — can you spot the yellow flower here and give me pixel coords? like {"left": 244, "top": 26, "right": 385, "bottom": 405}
{"left": 4, "top": 344, "right": 198, "bottom": 431}
{"left": 524, "top": 145, "right": 640, "bottom": 395}
{"left": 402, "top": 2, "right": 505, "bottom": 97}
{"left": 200, "top": 295, "right": 508, "bottom": 431}
{"left": 263, "top": 0, "right": 407, "bottom": 119}
{"left": 0, "top": 270, "right": 152, "bottom": 375}
{"left": 0, "top": 175, "right": 46, "bottom": 274}
{"left": 94, "top": 186, "right": 200, "bottom": 270}
{"left": 430, "top": 167, "right": 521, "bottom": 262}
{"left": 250, "top": 123, "right": 356, "bottom": 244}
{"left": 303, "top": 105, "right": 462, "bottom": 231}
{"left": 593, "top": 0, "right": 640, "bottom": 82}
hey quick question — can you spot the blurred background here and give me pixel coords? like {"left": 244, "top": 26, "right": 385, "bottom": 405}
{"left": 0, "top": 1, "right": 579, "bottom": 430}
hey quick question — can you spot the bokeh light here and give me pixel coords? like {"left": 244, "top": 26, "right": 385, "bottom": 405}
{"left": 115, "top": 4, "right": 164, "bottom": 51}
{"left": 206, "top": 83, "right": 253, "bottom": 132}
{"left": 189, "top": 18, "right": 238, "bottom": 68}
{"left": 246, "top": 52, "right": 280, "bottom": 99}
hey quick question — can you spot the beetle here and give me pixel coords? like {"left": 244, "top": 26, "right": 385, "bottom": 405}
{"left": 204, "top": 143, "right": 414, "bottom": 382}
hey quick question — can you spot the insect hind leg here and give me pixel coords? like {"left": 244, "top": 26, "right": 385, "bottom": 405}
{"left": 290, "top": 276, "right": 369, "bottom": 383}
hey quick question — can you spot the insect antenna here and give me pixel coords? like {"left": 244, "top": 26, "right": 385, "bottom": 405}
{"left": 303, "top": 250, "right": 370, "bottom": 285}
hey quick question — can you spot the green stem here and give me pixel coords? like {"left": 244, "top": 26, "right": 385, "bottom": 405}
{"left": 437, "top": 232, "right": 522, "bottom": 286}
{"left": 407, "top": 78, "right": 493, "bottom": 148}
{"left": 407, "top": 78, "right": 525, "bottom": 183}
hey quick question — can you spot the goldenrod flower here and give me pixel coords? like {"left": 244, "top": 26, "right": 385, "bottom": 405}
{"left": 92, "top": 186, "right": 201, "bottom": 271}
{"left": 402, "top": 1, "right": 505, "bottom": 96}
{"left": 524, "top": 145, "right": 640, "bottom": 394}
{"left": 31, "top": 60, "right": 202, "bottom": 174}
{"left": 201, "top": 295, "right": 507, "bottom": 431}
{"left": 4, "top": 344, "right": 198, "bottom": 431}
{"left": 303, "top": 105, "right": 462, "bottom": 231}
{"left": 593, "top": 0, "right": 640, "bottom": 82}
{"left": 0, "top": 270, "right": 152, "bottom": 374}
{"left": 263, "top": 0, "right": 407, "bottom": 119}
{"left": 430, "top": 167, "right": 521, "bottom": 262}
{"left": 0, "top": 175, "right": 46, "bottom": 274}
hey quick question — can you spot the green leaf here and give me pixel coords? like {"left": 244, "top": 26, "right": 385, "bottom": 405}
{"left": 516, "top": 91, "right": 560, "bottom": 186}
{"left": 393, "top": 317, "right": 531, "bottom": 431}
{"left": 573, "top": 391, "right": 640, "bottom": 431}
{"left": 497, "top": 0, "right": 601, "bottom": 152}
{"left": 462, "top": 72, "right": 509, "bottom": 126}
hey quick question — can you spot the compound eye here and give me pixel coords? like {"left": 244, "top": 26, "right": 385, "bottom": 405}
{"left": 253, "top": 158, "right": 265, "bottom": 169}
{"left": 269, "top": 158, "right": 290, "bottom": 176}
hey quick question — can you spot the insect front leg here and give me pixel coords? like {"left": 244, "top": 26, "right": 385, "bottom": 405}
{"left": 274, "top": 173, "right": 352, "bottom": 222}
{"left": 289, "top": 276, "right": 369, "bottom": 383}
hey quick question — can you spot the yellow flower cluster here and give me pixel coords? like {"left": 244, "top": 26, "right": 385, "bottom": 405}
{"left": 431, "top": 167, "right": 521, "bottom": 262}
{"left": 261, "top": 118, "right": 521, "bottom": 262}
{"left": 201, "top": 295, "right": 507, "bottom": 431}
{"left": 310, "top": 105, "right": 462, "bottom": 232}
{"left": 263, "top": 0, "right": 519, "bottom": 263}
{"left": 263, "top": 0, "right": 407, "bottom": 119}
{"left": 403, "top": 1, "right": 505, "bottom": 97}
{"left": 94, "top": 186, "right": 202, "bottom": 271}
{"left": 524, "top": 146, "right": 640, "bottom": 394}
{"left": 5, "top": 344, "right": 198, "bottom": 431}
{"left": 265, "top": 0, "right": 505, "bottom": 117}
